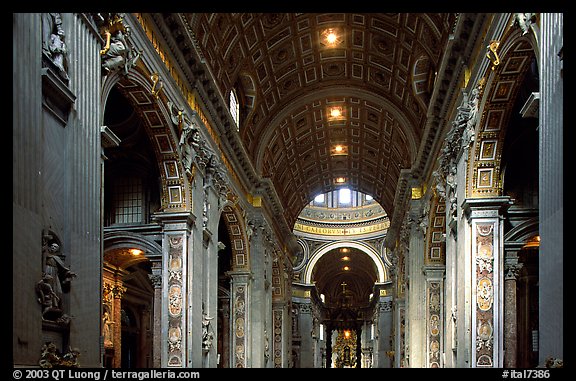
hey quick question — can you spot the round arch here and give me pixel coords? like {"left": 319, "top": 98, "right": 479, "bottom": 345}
{"left": 219, "top": 204, "right": 250, "bottom": 270}
{"left": 101, "top": 66, "right": 190, "bottom": 212}
{"left": 103, "top": 231, "right": 162, "bottom": 269}
{"left": 303, "top": 241, "right": 388, "bottom": 285}
{"left": 466, "top": 28, "right": 538, "bottom": 199}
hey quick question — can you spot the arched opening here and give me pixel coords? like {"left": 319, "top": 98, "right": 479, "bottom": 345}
{"left": 101, "top": 81, "right": 165, "bottom": 368}
{"left": 103, "top": 86, "right": 162, "bottom": 226}
{"left": 216, "top": 214, "right": 233, "bottom": 368}
{"left": 292, "top": 189, "right": 391, "bottom": 368}
{"left": 119, "top": 276, "right": 153, "bottom": 369}
{"left": 102, "top": 245, "right": 155, "bottom": 368}
{"left": 500, "top": 52, "right": 540, "bottom": 368}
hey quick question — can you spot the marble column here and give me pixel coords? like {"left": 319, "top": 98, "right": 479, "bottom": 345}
{"left": 112, "top": 282, "right": 125, "bottom": 368}
{"left": 462, "top": 196, "right": 512, "bottom": 368}
{"left": 371, "top": 282, "right": 393, "bottom": 368}
{"left": 394, "top": 299, "right": 406, "bottom": 367}
{"left": 423, "top": 267, "right": 445, "bottom": 368}
{"left": 444, "top": 214, "right": 458, "bottom": 368}
{"left": 148, "top": 262, "right": 163, "bottom": 368}
{"left": 247, "top": 213, "right": 268, "bottom": 368}
{"left": 139, "top": 307, "right": 151, "bottom": 367}
{"left": 219, "top": 298, "right": 230, "bottom": 367}
{"left": 202, "top": 184, "right": 220, "bottom": 367}
{"left": 376, "top": 296, "right": 393, "bottom": 368}
{"left": 296, "top": 301, "right": 314, "bottom": 368}
{"left": 405, "top": 200, "right": 427, "bottom": 368}
{"left": 272, "top": 302, "right": 285, "bottom": 368}
{"left": 228, "top": 270, "right": 250, "bottom": 368}
{"left": 503, "top": 249, "right": 522, "bottom": 368}
{"left": 153, "top": 211, "right": 195, "bottom": 368}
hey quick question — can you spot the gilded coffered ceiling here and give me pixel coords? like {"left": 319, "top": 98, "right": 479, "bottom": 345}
{"left": 177, "top": 13, "right": 457, "bottom": 226}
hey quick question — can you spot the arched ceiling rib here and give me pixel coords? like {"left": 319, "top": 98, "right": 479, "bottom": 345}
{"left": 183, "top": 13, "right": 456, "bottom": 226}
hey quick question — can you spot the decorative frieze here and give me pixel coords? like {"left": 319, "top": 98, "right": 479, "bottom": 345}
{"left": 166, "top": 235, "right": 184, "bottom": 367}
{"left": 232, "top": 283, "right": 247, "bottom": 368}
{"left": 474, "top": 223, "right": 496, "bottom": 367}
{"left": 426, "top": 280, "right": 443, "bottom": 368}
{"left": 273, "top": 309, "right": 283, "bottom": 368}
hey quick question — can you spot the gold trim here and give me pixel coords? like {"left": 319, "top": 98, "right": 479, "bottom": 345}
{"left": 292, "top": 289, "right": 311, "bottom": 298}
{"left": 150, "top": 73, "right": 163, "bottom": 99}
{"left": 486, "top": 40, "right": 501, "bottom": 70}
{"left": 294, "top": 220, "right": 390, "bottom": 236}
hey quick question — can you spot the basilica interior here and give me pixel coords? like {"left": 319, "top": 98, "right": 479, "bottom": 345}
{"left": 13, "top": 13, "right": 563, "bottom": 368}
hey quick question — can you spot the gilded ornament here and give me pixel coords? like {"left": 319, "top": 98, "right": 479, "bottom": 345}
{"left": 486, "top": 40, "right": 501, "bottom": 70}
{"left": 150, "top": 73, "right": 163, "bottom": 99}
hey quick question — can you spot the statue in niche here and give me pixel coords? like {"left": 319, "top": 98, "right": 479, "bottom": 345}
{"left": 102, "top": 308, "right": 114, "bottom": 347}
{"left": 41, "top": 13, "right": 69, "bottom": 81}
{"left": 37, "top": 229, "right": 76, "bottom": 322}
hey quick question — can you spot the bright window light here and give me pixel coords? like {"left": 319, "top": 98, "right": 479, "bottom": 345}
{"left": 314, "top": 194, "right": 325, "bottom": 203}
{"left": 339, "top": 188, "right": 351, "bottom": 204}
{"left": 229, "top": 90, "right": 240, "bottom": 130}
{"left": 366, "top": 194, "right": 373, "bottom": 201}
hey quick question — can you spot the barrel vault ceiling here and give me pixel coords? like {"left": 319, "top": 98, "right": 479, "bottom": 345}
{"left": 164, "top": 13, "right": 457, "bottom": 227}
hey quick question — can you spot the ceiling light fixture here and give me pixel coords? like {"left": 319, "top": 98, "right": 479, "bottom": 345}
{"left": 330, "top": 106, "right": 343, "bottom": 118}
{"left": 129, "top": 248, "right": 143, "bottom": 256}
{"left": 326, "top": 29, "right": 337, "bottom": 44}
{"left": 331, "top": 144, "right": 347, "bottom": 156}
{"left": 335, "top": 177, "right": 346, "bottom": 184}
{"left": 322, "top": 28, "right": 340, "bottom": 47}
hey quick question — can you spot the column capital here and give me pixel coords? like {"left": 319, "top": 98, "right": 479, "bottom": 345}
{"left": 148, "top": 273, "right": 162, "bottom": 289}
{"left": 504, "top": 261, "right": 523, "bottom": 280}
{"left": 462, "top": 196, "right": 513, "bottom": 220}
{"left": 113, "top": 284, "right": 127, "bottom": 299}
{"left": 152, "top": 211, "right": 196, "bottom": 232}
{"left": 226, "top": 269, "right": 252, "bottom": 283}
{"left": 373, "top": 281, "right": 394, "bottom": 296}
{"left": 422, "top": 265, "right": 446, "bottom": 278}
